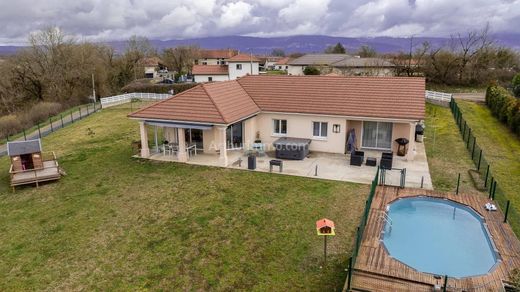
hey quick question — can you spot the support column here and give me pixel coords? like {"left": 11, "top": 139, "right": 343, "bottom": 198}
{"left": 406, "top": 122, "right": 416, "bottom": 161}
{"left": 177, "top": 128, "right": 188, "bottom": 162}
{"left": 154, "top": 126, "right": 159, "bottom": 153}
{"left": 139, "top": 121, "right": 150, "bottom": 158}
{"left": 217, "top": 126, "right": 228, "bottom": 166}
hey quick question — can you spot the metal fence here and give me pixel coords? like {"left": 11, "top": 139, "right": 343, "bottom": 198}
{"left": 100, "top": 92, "right": 171, "bottom": 108}
{"left": 450, "top": 98, "right": 519, "bottom": 236}
{"left": 0, "top": 103, "right": 100, "bottom": 157}
{"left": 345, "top": 167, "right": 380, "bottom": 291}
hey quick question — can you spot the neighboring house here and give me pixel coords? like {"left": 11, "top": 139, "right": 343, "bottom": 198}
{"left": 140, "top": 57, "right": 163, "bottom": 78}
{"left": 192, "top": 65, "right": 229, "bottom": 82}
{"left": 331, "top": 58, "right": 395, "bottom": 76}
{"left": 258, "top": 56, "right": 283, "bottom": 70}
{"left": 195, "top": 49, "right": 238, "bottom": 65}
{"left": 287, "top": 54, "right": 349, "bottom": 75}
{"left": 192, "top": 53, "right": 260, "bottom": 82}
{"left": 274, "top": 57, "right": 291, "bottom": 71}
{"left": 129, "top": 75, "right": 424, "bottom": 166}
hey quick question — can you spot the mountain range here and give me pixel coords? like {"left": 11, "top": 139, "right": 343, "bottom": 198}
{"left": 1, "top": 34, "right": 519, "bottom": 55}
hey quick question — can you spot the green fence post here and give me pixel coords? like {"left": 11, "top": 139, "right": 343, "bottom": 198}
{"left": 60, "top": 114, "right": 64, "bottom": 128}
{"left": 49, "top": 117, "right": 53, "bottom": 132}
{"left": 346, "top": 257, "right": 353, "bottom": 291}
{"left": 466, "top": 128, "right": 471, "bottom": 148}
{"left": 443, "top": 275, "right": 448, "bottom": 292}
{"left": 471, "top": 137, "right": 476, "bottom": 160}
{"left": 70, "top": 112, "right": 74, "bottom": 123}
{"left": 489, "top": 177, "right": 494, "bottom": 199}
{"left": 477, "top": 150, "right": 482, "bottom": 171}
{"left": 462, "top": 121, "right": 467, "bottom": 139}
{"left": 37, "top": 123, "right": 41, "bottom": 138}
{"left": 484, "top": 165, "right": 490, "bottom": 187}
{"left": 23, "top": 129, "right": 26, "bottom": 141}
{"left": 456, "top": 173, "right": 461, "bottom": 194}
{"left": 492, "top": 181, "right": 497, "bottom": 200}
{"left": 504, "top": 201, "right": 510, "bottom": 223}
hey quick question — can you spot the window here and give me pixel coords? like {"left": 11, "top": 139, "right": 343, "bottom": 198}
{"left": 362, "top": 121, "right": 393, "bottom": 149}
{"left": 273, "top": 119, "right": 287, "bottom": 135}
{"left": 202, "top": 62, "right": 207, "bottom": 65}
{"left": 313, "top": 122, "right": 328, "bottom": 138}
{"left": 208, "top": 77, "right": 213, "bottom": 82}
{"left": 236, "top": 64, "right": 242, "bottom": 70}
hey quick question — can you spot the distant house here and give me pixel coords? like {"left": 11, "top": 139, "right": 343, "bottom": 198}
{"left": 195, "top": 49, "right": 238, "bottom": 65}
{"left": 258, "top": 56, "right": 283, "bottom": 70}
{"left": 274, "top": 57, "right": 291, "bottom": 71}
{"left": 287, "top": 54, "right": 396, "bottom": 76}
{"left": 139, "top": 57, "right": 164, "bottom": 78}
{"left": 129, "top": 75, "right": 425, "bottom": 166}
{"left": 192, "top": 53, "right": 260, "bottom": 82}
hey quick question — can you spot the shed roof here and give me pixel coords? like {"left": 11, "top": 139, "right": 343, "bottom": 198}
{"left": 199, "top": 49, "right": 238, "bottom": 59}
{"left": 7, "top": 139, "right": 42, "bottom": 156}
{"left": 316, "top": 218, "right": 335, "bottom": 229}
{"left": 227, "top": 53, "right": 261, "bottom": 62}
{"left": 192, "top": 65, "right": 229, "bottom": 75}
{"left": 288, "top": 54, "right": 350, "bottom": 66}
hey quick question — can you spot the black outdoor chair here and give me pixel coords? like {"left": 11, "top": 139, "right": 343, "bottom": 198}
{"left": 380, "top": 152, "right": 393, "bottom": 170}
{"left": 350, "top": 151, "right": 365, "bottom": 166}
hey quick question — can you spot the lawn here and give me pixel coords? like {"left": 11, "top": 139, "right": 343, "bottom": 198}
{"left": 424, "top": 103, "right": 482, "bottom": 193}
{"left": 0, "top": 105, "right": 368, "bottom": 291}
{"left": 457, "top": 100, "right": 520, "bottom": 230}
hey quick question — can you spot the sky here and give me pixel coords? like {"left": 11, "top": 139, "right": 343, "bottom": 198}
{"left": 0, "top": 0, "right": 519, "bottom": 45}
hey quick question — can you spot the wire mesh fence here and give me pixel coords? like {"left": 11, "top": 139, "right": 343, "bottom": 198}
{"left": 450, "top": 98, "right": 520, "bottom": 236}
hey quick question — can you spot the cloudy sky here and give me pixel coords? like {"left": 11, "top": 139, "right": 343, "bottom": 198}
{"left": 0, "top": 0, "right": 519, "bottom": 45}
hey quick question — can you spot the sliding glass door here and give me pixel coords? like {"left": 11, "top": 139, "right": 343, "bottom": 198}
{"left": 362, "top": 121, "right": 393, "bottom": 150}
{"left": 226, "top": 122, "right": 243, "bottom": 149}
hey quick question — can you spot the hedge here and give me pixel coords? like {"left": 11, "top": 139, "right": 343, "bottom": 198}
{"left": 486, "top": 84, "right": 520, "bottom": 136}
{"left": 121, "top": 82, "right": 198, "bottom": 95}
{"left": 513, "top": 73, "right": 520, "bottom": 98}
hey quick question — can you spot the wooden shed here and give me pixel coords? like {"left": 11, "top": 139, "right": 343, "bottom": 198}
{"left": 7, "top": 139, "right": 61, "bottom": 190}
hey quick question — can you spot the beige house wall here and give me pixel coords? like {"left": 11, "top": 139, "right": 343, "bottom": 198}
{"left": 332, "top": 67, "right": 395, "bottom": 77}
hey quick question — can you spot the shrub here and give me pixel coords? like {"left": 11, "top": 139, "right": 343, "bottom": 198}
{"left": 513, "top": 73, "right": 520, "bottom": 97}
{"left": 486, "top": 84, "right": 520, "bottom": 135}
{"left": 25, "top": 102, "right": 63, "bottom": 125}
{"left": 121, "top": 82, "right": 198, "bottom": 94}
{"left": 0, "top": 114, "right": 23, "bottom": 138}
{"left": 303, "top": 66, "right": 320, "bottom": 75}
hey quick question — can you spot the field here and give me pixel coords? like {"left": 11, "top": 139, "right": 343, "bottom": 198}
{"left": 0, "top": 105, "right": 368, "bottom": 291}
{"left": 424, "top": 103, "right": 482, "bottom": 193}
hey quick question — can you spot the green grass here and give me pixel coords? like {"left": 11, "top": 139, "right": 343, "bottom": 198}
{"left": 426, "top": 83, "right": 486, "bottom": 93}
{"left": 457, "top": 100, "right": 520, "bottom": 230}
{"left": 424, "top": 103, "right": 482, "bottom": 193}
{"left": 0, "top": 105, "right": 368, "bottom": 290}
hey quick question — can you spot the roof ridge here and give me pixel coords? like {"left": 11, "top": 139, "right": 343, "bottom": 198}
{"left": 236, "top": 76, "right": 261, "bottom": 110}
{"left": 200, "top": 83, "right": 229, "bottom": 124}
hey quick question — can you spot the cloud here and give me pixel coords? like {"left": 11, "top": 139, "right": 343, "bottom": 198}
{"left": 0, "top": 0, "right": 518, "bottom": 45}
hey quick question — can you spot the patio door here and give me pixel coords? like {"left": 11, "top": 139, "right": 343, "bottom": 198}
{"left": 362, "top": 121, "right": 393, "bottom": 150}
{"left": 185, "top": 128, "right": 203, "bottom": 150}
{"left": 226, "top": 122, "right": 243, "bottom": 149}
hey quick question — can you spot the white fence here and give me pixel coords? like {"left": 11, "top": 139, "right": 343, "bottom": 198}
{"left": 100, "top": 93, "right": 171, "bottom": 108}
{"left": 425, "top": 90, "right": 453, "bottom": 103}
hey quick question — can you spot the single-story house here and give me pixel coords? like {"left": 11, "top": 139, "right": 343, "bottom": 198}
{"left": 192, "top": 53, "right": 260, "bottom": 82}
{"left": 287, "top": 54, "right": 350, "bottom": 75}
{"left": 274, "top": 57, "right": 291, "bottom": 71}
{"left": 128, "top": 75, "right": 425, "bottom": 166}
{"left": 195, "top": 49, "right": 238, "bottom": 65}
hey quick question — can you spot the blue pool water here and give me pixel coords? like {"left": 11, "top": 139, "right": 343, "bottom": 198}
{"left": 382, "top": 197, "right": 498, "bottom": 278}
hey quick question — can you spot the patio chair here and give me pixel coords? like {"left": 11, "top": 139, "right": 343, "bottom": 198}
{"left": 380, "top": 152, "right": 393, "bottom": 170}
{"left": 350, "top": 151, "right": 364, "bottom": 166}
{"left": 163, "top": 144, "right": 171, "bottom": 156}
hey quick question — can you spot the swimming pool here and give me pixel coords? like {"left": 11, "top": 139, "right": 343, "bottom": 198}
{"left": 382, "top": 197, "right": 498, "bottom": 278}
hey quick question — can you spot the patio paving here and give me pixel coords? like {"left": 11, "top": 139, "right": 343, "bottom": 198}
{"left": 146, "top": 142, "right": 433, "bottom": 189}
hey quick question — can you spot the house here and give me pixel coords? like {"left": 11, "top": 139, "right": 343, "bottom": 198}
{"left": 258, "top": 56, "right": 283, "bottom": 71}
{"left": 7, "top": 139, "right": 61, "bottom": 190}
{"left": 331, "top": 58, "right": 395, "bottom": 76}
{"left": 287, "top": 54, "right": 349, "bottom": 75}
{"left": 192, "top": 53, "right": 260, "bottom": 82}
{"left": 195, "top": 49, "right": 238, "bottom": 65}
{"left": 274, "top": 57, "right": 291, "bottom": 71}
{"left": 139, "top": 57, "right": 164, "bottom": 78}
{"left": 128, "top": 75, "right": 425, "bottom": 167}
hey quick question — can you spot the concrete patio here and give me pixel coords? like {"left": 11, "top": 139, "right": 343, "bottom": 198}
{"left": 145, "top": 142, "right": 432, "bottom": 189}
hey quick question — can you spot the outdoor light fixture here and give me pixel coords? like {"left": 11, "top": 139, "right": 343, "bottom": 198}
{"left": 333, "top": 124, "right": 340, "bottom": 133}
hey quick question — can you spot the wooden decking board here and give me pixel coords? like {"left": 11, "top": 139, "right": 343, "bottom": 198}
{"left": 346, "top": 186, "right": 520, "bottom": 292}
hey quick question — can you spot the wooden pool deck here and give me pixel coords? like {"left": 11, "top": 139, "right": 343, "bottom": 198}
{"left": 348, "top": 186, "right": 520, "bottom": 291}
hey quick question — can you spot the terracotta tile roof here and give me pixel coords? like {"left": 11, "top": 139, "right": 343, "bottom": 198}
{"left": 128, "top": 81, "right": 260, "bottom": 124}
{"left": 227, "top": 53, "right": 261, "bottom": 62}
{"left": 199, "top": 49, "right": 238, "bottom": 59}
{"left": 275, "top": 57, "right": 291, "bottom": 65}
{"left": 129, "top": 75, "right": 425, "bottom": 124}
{"left": 139, "top": 57, "right": 162, "bottom": 67}
{"left": 192, "top": 65, "right": 229, "bottom": 75}
{"left": 237, "top": 75, "right": 425, "bottom": 120}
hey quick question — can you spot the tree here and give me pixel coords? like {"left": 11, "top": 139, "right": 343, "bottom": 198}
{"left": 162, "top": 45, "right": 200, "bottom": 78}
{"left": 271, "top": 48, "right": 285, "bottom": 57}
{"left": 357, "top": 45, "right": 377, "bottom": 57}
{"left": 124, "top": 35, "right": 156, "bottom": 80}
{"left": 325, "top": 43, "right": 346, "bottom": 54}
{"left": 303, "top": 66, "right": 320, "bottom": 75}
{"left": 513, "top": 73, "right": 520, "bottom": 97}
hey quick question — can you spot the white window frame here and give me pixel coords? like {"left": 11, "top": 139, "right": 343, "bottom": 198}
{"left": 361, "top": 121, "right": 393, "bottom": 150}
{"left": 272, "top": 119, "right": 287, "bottom": 136}
{"left": 236, "top": 64, "right": 243, "bottom": 70}
{"left": 312, "top": 121, "right": 328, "bottom": 139}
